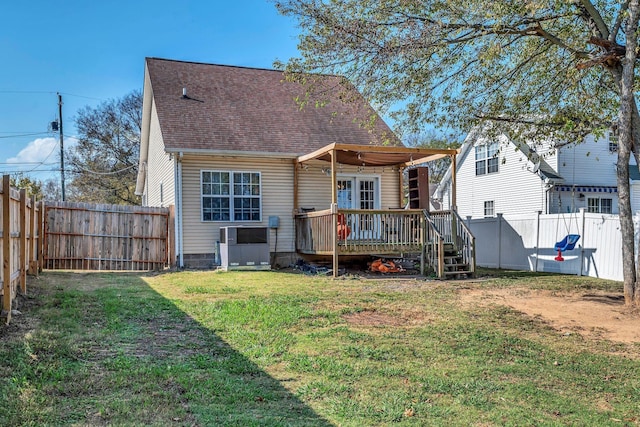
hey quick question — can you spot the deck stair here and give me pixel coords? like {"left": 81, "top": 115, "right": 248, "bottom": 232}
{"left": 442, "top": 242, "right": 472, "bottom": 279}
{"left": 424, "top": 210, "right": 475, "bottom": 279}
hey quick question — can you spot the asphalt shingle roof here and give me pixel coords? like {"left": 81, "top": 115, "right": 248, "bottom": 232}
{"left": 146, "top": 58, "right": 399, "bottom": 154}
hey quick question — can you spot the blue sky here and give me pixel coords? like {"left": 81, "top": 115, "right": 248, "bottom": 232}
{"left": 0, "top": 0, "right": 300, "bottom": 181}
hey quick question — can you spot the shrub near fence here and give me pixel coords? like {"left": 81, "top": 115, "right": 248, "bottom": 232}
{"left": 0, "top": 175, "right": 43, "bottom": 325}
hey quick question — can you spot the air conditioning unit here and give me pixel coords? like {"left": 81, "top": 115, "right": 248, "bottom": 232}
{"left": 219, "top": 226, "right": 271, "bottom": 271}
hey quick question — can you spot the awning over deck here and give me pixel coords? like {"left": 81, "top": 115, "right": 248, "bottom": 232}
{"left": 297, "top": 143, "right": 458, "bottom": 167}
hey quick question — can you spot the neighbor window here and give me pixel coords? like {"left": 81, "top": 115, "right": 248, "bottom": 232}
{"left": 484, "top": 200, "right": 495, "bottom": 217}
{"left": 201, "top": 171, "right": 261, "bottom": 221}
{"left": 609, "top": 128, "right": 619, "bottom": 153}
{"left": 587, "top": 197, "right": 612, "bottom": 214}
{"left": 475, "top": 142, "right": 499, "bottom": 176}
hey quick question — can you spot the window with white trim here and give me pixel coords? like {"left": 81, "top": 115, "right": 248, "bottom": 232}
{"left": 475, "top": 142, "right": 499, "bottom": 175}
{"left": 587, "top": 197, "right": 612, "bottom": 214}
{"left": 609, "top": 128, "right": 619, "bottom": 153}
{"left": 484, "top": 200, "right": 495, "bottom": 217}
{"left": 201, "top": 171, "right": 261, "bottom": 221}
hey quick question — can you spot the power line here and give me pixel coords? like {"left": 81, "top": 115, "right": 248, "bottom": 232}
{"left": 58, "top": 92, "right": 105, "bottom": 101}
{"left": 0, "top": 90, "right": 56, "bottom": 95}
{"left": 70, "top": 163, "right": 137, "bottom": 176}
{"left": 0, "top": 168, "right": 61, "bottom": 174}
{"left": 0, "top": 162, "right": 58, "bottom": 165}
{"left": 0, "top": 90, "right": 105, "bottom": 101}
{"left": 26, "top": 140, "right": 60, "bottom": 173}
{"left": 0, "top": 132, "right": 50, "bottom": 139}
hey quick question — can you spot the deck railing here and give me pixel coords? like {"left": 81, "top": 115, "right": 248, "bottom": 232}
{"left": 425, "top": 210, "right": 476, "bottom": 277}
{"left": 295, "top": 209, "right": 424, "bottom": 255}
{"left": 295, "top": 209, "right": 334, "bottom": 254}
{"left": 423, "top": 216, "right": 445, "bottom": 277}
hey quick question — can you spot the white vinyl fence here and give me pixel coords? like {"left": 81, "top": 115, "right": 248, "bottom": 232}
{"left": 467, "top": 210, "right": 629, "bottom": 281}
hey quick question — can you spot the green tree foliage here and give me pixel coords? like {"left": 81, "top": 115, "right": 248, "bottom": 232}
{"left": 275, "top": 0, "right": 640, "bottom": 305}
{"left": 67, "top": 91, "right": 142, "bottom": 205}
{"left": 405, "top": 132, "right": 461, "bottom": 183}
{"left": 10, "top": 173, "right": 43, "bottom": 199}
{"left": 9, "top": 173, "right": 62, "bottom": 201}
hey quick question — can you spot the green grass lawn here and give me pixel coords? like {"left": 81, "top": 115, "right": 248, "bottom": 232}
{"left": 0, "top": 270, "right": 638, "bottom": 426}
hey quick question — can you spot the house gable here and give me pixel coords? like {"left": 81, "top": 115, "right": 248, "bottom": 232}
{"left": 144, "top": 57, "right": 399, "bottom": 155}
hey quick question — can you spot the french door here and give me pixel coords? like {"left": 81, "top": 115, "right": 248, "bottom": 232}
{"left": 337, "top": 176, "right": 380, "bottom": 239}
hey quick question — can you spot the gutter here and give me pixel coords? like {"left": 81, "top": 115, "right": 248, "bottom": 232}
{"left": 164, "top": 147, "right": 299, "bottom": 159}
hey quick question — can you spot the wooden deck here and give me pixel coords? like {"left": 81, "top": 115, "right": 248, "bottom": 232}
{"left": 295, "top": 208, "right": 475, "bottom": 278}
{"left": 295, "top": 208, "right": 425, "bottom": 256}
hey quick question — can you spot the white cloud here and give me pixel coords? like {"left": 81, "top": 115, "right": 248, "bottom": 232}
{"left": 7, "top": 137, "right": 77, "bottom": 166}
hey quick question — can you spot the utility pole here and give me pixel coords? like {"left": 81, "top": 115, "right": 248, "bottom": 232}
{"left": 57, "top": 93, "right": 65, "bottom": 201}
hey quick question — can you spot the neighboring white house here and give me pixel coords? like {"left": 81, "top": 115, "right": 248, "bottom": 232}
{"left": 434, "top": 127, "right": 640, "bottom": 219}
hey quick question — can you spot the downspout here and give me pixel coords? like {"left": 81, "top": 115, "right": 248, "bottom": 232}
{"left": 175, "top": 152, "right": 184, "bottom": 268}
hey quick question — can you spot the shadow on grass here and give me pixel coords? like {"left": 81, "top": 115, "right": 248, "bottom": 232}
{"left": 0, "top": 272, "right": 332, "bottom": 426}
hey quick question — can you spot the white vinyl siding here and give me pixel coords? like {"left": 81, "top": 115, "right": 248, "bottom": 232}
{"left": 145, "top": 100, "right": 175, "bottom": 207}
{"left": 444, "top": 136, "right": 556, "bottom": 218}
{"left": 557, "top": 134, "right": 617, "bottom": 187}
{"left": 181, "top": 156, "right": 294, "bottom": 255}
{"left": 180, "top": 156, "right": 404, "bottom": 256}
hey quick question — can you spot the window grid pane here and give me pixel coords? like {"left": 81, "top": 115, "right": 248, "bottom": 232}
{"left": 202, "top": 171, "right": 260, "bottom": 222}
{"left": 475, "top": 143, "right": 499, "bottom": 175}
{"left": 484, "top": 201, "right": 494, "bottom": 217}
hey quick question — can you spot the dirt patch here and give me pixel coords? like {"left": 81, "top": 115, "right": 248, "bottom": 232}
{"left": 458, "top": 287, "right": 640, "bottom": 343}
{"left": 344, "top": 310, "right": 406, "bottom": 327}
{"left": 343, "top": 308, "right": 432, "bottom": 327}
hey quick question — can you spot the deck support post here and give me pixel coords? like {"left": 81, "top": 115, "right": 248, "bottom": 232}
{"left": 331, "top": 203, "right": 338, "bottom": 277}
{"left": 398, "top": 166, "right": 405, "bottom": 208}
{"left": 330, "top": 150, "right": 339, "bottom": 277}
{"left": 293, "top": 159, "right": 299, "bottom": 213}
{"left": 451, "top": 154, "right": 457, "bottom": 211}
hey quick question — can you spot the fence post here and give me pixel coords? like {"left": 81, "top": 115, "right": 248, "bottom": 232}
{"left": 168, "top": 205, "right": 176, "bottom": 267}
{"left": 534, "top": 211, "right": 541, "bottom": 272}
{"left": 2, "top": 175, "right": 11, "bottom": 324}
{"left": 579, "top": 207, "right": 586, "bottom": 276}
{"left": 38, "top": 201, "right": 45, "bottom": 272}
{"left": 29, "top": 195, "right": 37, "bottom": 276}
{"left": 19, "top": 189, "right": 27, "bottom": 295}
{"left": 496, "top": 213, "right": 503, "bottom": 269}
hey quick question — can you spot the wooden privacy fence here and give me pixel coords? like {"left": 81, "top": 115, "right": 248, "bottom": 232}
{"left": 1, "top": 175, "right": 43, "bottom": 325}
{"left": 44, "top": 202, "right": 174, "bottom": 271}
